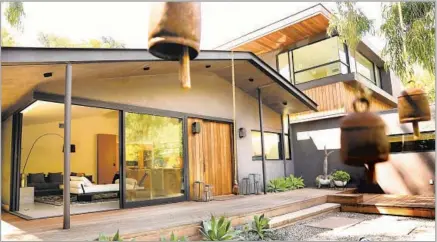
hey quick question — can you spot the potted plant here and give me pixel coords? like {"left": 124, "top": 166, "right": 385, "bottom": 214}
{"left": 332, "top": 170, "right": 351, "bottom": 187}
{"left": 315, "top": 145, "right": 335, "bottom": 188}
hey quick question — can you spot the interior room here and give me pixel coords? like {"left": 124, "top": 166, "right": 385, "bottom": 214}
{"left": 17, "top": 101, "right": 120, "bottom": 219}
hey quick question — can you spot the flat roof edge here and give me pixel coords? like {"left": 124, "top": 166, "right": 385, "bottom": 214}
{"left": 214, "top": 4, "right": 331, "bottom": 51}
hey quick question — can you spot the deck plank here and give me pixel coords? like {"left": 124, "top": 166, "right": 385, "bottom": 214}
{"left": 2, "top": 188, "right": 339, "bottom": 241}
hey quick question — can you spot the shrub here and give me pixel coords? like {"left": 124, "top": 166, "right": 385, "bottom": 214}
{"left": 250, "top": 214, "right": 271, "bottom": 240}
{"left": 332, "top": 170, "right": 351, "bottom": 182}
{"left": 267, "top": 178, "right": 287, "bottom": 192}
{"left": 160, "top": 232, "right": 187, "bottom": 242}
{"left": 199, "top": 215, "right": 240, "bottom": 241}
{"left": 267, "top": 176, "right": 305, "bottom": 193}
{"left": 285, "top": 175, "right": 305, "bottom": 190}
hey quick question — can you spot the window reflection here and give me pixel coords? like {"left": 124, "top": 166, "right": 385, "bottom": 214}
{"left": 278, "top": 52, "right": 291, "bottom": 82}
{"left": 125, "top": 112, "right": 184, "bottom": 202}
{"left": 252, "top": 131, "right": 282, "bottom": 160}
{"left": 293, "top": 37, "right": 341, "bottom": 72}
{"left": 295, "top": 62, "right": 348, "bottom": 84}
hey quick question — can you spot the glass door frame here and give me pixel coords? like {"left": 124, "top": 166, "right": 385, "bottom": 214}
{"left": 120, "top": 109, "right": 189, "bottom": 209}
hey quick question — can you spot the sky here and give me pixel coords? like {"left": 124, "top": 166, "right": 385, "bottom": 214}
{"left": 2, "top": 2, "right": 386, "bottom": 52}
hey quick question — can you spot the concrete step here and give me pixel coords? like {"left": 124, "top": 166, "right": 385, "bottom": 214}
{"left": 268, "top": 203, "right": 341, "bottom": 229}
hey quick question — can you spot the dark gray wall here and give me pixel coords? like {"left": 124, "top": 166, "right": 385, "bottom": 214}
{"left": 290, "top": 108, "right": 435, "bottom": 193}
{"left": 290, "top": 117, "right": 365, "bottom": 187}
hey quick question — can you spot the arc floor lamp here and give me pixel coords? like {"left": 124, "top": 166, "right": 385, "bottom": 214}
{"left": 21, "top": 133, "right": 75, "bottom": 187}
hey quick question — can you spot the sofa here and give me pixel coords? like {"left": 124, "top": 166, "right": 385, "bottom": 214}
{"left": 27, "top": 172, "right": 94, "bottom": 196}
{"left": 27, "top": 172, "right": 63, "bottom": 196}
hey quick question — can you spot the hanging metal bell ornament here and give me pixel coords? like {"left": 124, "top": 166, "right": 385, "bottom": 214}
{"left": 340, "top": 97, "right": 390, "bottom": 166}
{"left": 398, "top": 87, "right": 431, "bottom": 139}
{"left": 148, "top": 2, "right": 201, "bottom": 89}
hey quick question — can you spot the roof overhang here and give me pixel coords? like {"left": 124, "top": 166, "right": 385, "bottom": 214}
{"left": 1, "top": 47, "right": 318, "bottom": 119}
{"left": 214, "top": 4, "right": 331, "bottom": 54}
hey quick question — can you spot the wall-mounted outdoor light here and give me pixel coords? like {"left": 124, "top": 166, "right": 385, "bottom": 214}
{"left": 192, "top": 122, "right": 201, "bottom": 134}
{"left": 239, "top": 127, "right": 246, "bottom": 138}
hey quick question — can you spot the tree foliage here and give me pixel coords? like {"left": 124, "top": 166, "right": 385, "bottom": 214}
{"left": 37, "top": 32, "right": 126, "bottom": 48}
{"left": 380, "top": 2, "right": 435, "bottom": 84}
{"left": 3, "top": 2, "right": 25, "bottom": 30}
{"left": 328, "top": 2, "right": 435, "bottom": 102}
{"left": 327, "top": 2, "right": 374, "bottom": 52}
{"left": 2, "top": 28, "right": 16, "bottom": 46}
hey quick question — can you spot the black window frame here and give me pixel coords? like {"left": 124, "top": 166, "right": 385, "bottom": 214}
{"left": 251, "top": 130, "right": 285, "bottom": 161}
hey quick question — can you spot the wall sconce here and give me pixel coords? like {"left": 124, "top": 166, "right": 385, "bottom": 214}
{"left": 192, "top": 122, "right": 201, "bottom": 134}
{"left": 239, "top": 128, "right": 246, "bottom": 138}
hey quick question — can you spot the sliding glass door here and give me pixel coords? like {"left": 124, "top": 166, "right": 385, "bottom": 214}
{"left": 124, "top": 112, "right": 185, "bottom": 204}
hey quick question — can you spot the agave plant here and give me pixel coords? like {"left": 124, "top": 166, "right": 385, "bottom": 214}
{"left": 199, "top": 215, "right": 240, "bottom": 241}
{"left": 98, "top": 230, "right": 122, "bottom": 241}
{"left": 250, "top": 214, "right": 272, "bottom": 240}
{"left": 160, "top": 232, "right": 187, "bottom": 242}
{"left": 267, "top": 178, "right": 287, "bottom": 193}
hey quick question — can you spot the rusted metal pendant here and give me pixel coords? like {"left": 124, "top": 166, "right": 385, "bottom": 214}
{"left": 398, "top": 87, "right": 430, "bottom": 138}
{"left": 340, "top": 97, "right": 389, "bottom": 167}
{"left": 148, "top": 2, "right": 201, "bottom": 89}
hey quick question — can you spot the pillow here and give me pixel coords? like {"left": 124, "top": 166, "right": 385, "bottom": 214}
{"left": 48, "top": 172, "right": 63, "bottom": 183}
{"left": 70, "top": 180, "right": 84, "bottom": 188}
{"left": 70, "top": 176, "right": 82, "bottom": 181}
{"left": 28, "top": 173, "right": 45, "bottom": 184}
{"left": 81, "top": 177, "right": 93, "bottom": 187}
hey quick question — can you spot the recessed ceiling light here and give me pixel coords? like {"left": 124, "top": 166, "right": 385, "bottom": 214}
{"left": 143, "top": 66, "right": 150, "bottom": 71}
{"left": 249, "top": 78, "right": 254, "bottom": 82}
{"left": 43, "top": 72, "right": 53, "bottom": 78}
{"left": 205, "top": 65, "right": 211, "bottom": 68}
{"left": 282, "top": 101, "right": 288, "bottom": 106}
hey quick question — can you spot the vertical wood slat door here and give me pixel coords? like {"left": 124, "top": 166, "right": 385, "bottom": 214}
{"left": 188, "top": 118, "right": 233, "bottom": 199}
{"left": 97, "top": 134, "right": 118, "bottom": 184}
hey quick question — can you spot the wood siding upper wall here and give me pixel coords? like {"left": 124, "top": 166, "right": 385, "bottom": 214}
{"left": 343, "top": 83, "right": 396, "bottom": 113}
{"left": 290, "top": 82, "right": 396, "bottom": 120}
{"left": 290, "top": 82, "right": 346, "bottom": 119}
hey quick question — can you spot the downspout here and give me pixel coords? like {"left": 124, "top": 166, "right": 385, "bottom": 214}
{"left": 257, "top": 88, "right": 267, "bottom": 194}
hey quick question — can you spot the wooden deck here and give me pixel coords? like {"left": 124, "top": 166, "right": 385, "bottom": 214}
{"left": 329, "top": 194, "right": 435, "bottom": 218}
{"left": 1, "top": 188, "right": 341, "bottom": 241}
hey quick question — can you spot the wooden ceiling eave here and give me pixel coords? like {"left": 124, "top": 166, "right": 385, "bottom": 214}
{"left": 231, "top": 14, "right": 329, "bottom": 55}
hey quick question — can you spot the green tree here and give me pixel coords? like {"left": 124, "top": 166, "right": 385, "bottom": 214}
{"left": 380, "top": 2, "right": 435, "bottom": 85}
{"left": 2, "top": 28, "right": 16, "bottom": 46}
{"left": 37, "top": 32, "right": 126, "bottom": 48}
{"left": 327, "top": 2, "right": 374, "bottom": 53}
{"left": 3, "top": 2, "right": 25, "bottom": 30}
{"left": 37, "top": 32, "right": 75, "bottom": 47}
{"left": 327, "top": 2, "right": 435, "bottom": 102}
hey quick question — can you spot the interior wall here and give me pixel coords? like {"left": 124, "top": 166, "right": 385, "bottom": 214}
{"left": 21, "top": 111, "right": 119, "bottom": 181}
{"left": 1, "top": 117, "right": 13, "bottom": 209}
{"left": 36, "top": 72, "right": 285, "bottom": 188}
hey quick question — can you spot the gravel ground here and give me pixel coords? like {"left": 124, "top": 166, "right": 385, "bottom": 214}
{"left": 274, "top": 212, "right": 435, "bottom": 241}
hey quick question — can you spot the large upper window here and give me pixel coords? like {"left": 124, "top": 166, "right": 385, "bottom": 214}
{"left": 276, "top": 37, "right": 348, "bottom": 84}
{"left": 252, "top": 131, "right": 285, "bottom": 160}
